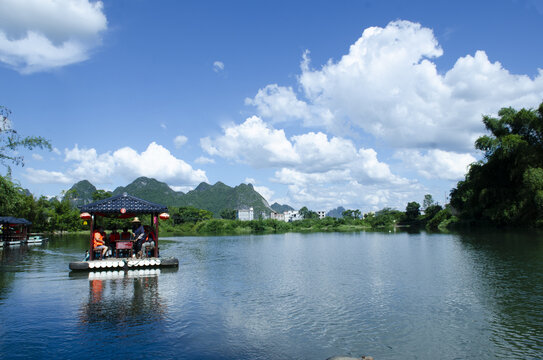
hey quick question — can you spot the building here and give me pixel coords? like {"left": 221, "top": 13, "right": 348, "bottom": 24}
{"left": 317, "top": 211, "right": 326, "bottom": 219}
{"left": 270, "top": 211, "right": 285, "bottom": 221}
{"left": 284, "top": 210, "right": 302, "bottom": 222}
{"left": 237, "top": 207, "right": 254, "bottom": 221}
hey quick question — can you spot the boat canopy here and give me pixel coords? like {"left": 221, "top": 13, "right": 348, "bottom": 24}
{"left": 79, "top": 193, "right": 168, "bottom": 217}
{"left": 0, "top": 217, "right": 32, "bottom": 225}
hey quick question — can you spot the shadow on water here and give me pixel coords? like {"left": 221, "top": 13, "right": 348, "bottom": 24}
{"left": 455, "top": 228, "right": 543, "bottom": 358}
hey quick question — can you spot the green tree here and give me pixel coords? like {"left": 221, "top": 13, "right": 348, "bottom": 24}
{"left": 423, "top": 194, "right": 435, "bottom": 210}
{"left": 220, "top": 208, "right": 236, "bottom": 220}
{"left": 92, "top": 189, "right": 112, "bottom": 201}
{"left": 405, "top": 202, "right": 421, "bottom": 220}
{"left": 1, "top": 106, "right": 51, "bottom": 170}
{"left": 450, "top": 101, "right": 543, "bottom": 225}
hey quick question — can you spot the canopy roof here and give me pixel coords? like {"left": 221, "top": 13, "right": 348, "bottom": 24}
{"left": 79, "top": 193, "right": 168, "bottom": 215}
{"left": 0, "top": 216, "right": 32, "bottom": 225}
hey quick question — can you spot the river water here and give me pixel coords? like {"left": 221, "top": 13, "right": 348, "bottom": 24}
{"left": 0, "top": 230, "right": 542, "bottom": 359}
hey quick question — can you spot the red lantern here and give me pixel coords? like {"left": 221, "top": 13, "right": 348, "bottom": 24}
{"left": 159, "top": 213, "right": 170, "bottom": 220}
{"left": 120, "top": 208, "right": 126, "bottom": 214}
{"left": 80, "top": 212, "right": 91, "bottom": 220}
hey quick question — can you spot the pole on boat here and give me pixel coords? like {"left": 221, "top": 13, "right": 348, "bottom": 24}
{"left": 154, "top": 212, "right": 159, "bottom": 258}
{"left": 89, "top": 214, "right": 95, "bottom": 261}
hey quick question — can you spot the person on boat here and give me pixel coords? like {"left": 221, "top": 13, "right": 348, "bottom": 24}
{"left": 109, "top": 229, "right": 120, "bottom": 242}
{"left": 131, "top": 218, "right": 145, "bottom": 256}
{"left": 140, "top": 227, "right": 156, "bottom": 258}
{"left": 93, "top": 226, "right": 108, "bottom": 260}
{"left": 120, "top": 227, "right": 131, "bottom": 240}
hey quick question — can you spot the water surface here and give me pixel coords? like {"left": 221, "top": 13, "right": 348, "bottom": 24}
{"left": 1, "top": 230, "right": 542, "bottom": 359}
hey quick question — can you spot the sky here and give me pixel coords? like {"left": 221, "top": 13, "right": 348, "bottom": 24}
{"left": 1, "top": 0, "right": 542, "bottom": 213}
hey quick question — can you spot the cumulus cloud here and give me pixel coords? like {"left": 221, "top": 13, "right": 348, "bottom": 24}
{"left": 246, "top": 20, "right": 543, "bottom": 152}
{"left": 26, "top": 142, "right": 207, "bottom": 186}
{"left": 213, "top": 60, "right": 224, "bottom": 72}
{"left": 394, "top": 149, "right": 476, "bottom": 180}
{"left": 31, "top": 154, "right": 43, "bottom": 161}
{"left": 201, "top": 115, "right": 409, "bottom": 199}
{"left": 174, "top": 135, "right": 188, "bottom": 148}
{"left": 0, "top": 0, "right": 107, "bottom": 73}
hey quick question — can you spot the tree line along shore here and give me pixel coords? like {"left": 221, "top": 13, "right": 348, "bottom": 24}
{"left": 1, "top": 101, "right": 543, "bottom": 234}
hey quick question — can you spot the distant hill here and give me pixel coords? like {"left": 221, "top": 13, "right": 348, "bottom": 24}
{"left": 327, "top": 206, "right": 346, "bottom": 218}
{"left": 271, "top": 202, "right": 294, "bottom": 213}
{"left": 179, "top": 181, "right": 273, "bottom": 218}
{"left": 66, "top": 180, "right": 97, "bottom": 207}
{"left": 72, "top": 177, "right": 273, "bottom": 217}
{"left": 112, "top": 177, "right": 183, "bottom": 205}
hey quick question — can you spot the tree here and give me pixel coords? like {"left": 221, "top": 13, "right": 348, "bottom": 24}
{"left": 1, "top": 106, "right": 51, "bottom": 170}
{"left": 405, "top": 202, "right": 421, "bottom": 220}
{"left": 92, "top": 189, "right": 112, "bottom": 201}
{"left": 450, "top": 101, "right": 543, "bottom": 225}
{"left": 423, "top": 194, "right": 435, "bottom": 210}
{"left": 220, "top": 208, "right": 236, "bottom": 220}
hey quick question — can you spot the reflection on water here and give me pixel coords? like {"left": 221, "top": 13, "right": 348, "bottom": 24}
{"left": 0, "top": 231, "right": 542, "bottom": 359}
{"left": 79, "top": 269, "right": 166, "bottom": 325}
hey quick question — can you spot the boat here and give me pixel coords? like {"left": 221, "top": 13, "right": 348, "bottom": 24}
{"left": 69, "top": 193, "right": 179, "bottom": 271}
{"left": 0, "top": 216, "right": 33, "bottom": 247}
{"left": 26, "top": 234, "right": 49, "bottom": 244}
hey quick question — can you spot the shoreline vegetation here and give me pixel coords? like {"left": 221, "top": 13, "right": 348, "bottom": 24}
{"left": 1, "top": 101, "right": 542, "bottom": 235}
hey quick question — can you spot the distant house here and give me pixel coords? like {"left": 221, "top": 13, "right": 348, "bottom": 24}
{"left": 270, "top": 211, "right": 285, "bottom": 221}
{"left": 237, "top": 207, "right": 254, "bottom": 221}
{"left": 317, "top": 211, "right": 326, "bottom": 219}
{"left": 284, "top": 210, "right": 302, "bottom": 222}
{"left": 260, "top": 211, "right": 269, "bottom": 220}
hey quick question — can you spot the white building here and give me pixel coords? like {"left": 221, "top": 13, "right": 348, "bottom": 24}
{"left": 284, "top": 210, "right": 302, "bottom": 222}
{"left": 270, "top": 212, "right": 285, "bottom": 221}
{"left": 317, "top": 211, "right": 326, "bottom": 219}
{"left": 237, "top": 207, "right": 254, "bottom": 221}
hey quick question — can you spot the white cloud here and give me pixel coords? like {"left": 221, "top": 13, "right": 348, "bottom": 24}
{"left": 52, "top": 147, "right": 61, "bottom": 155}
{"left": 201, "top": 116, "right": 300, "bottom": 167}
{"left": 244, "top": 177, "right": 256, "bottom": 184}
{"left": 194, "top": 156, "right": 215, "bottom": 164}
{"left": 161, "top": 123, "right": 167, "bottom": 129}
{"left": 24, "top": 168, "right": 73, "bottom": 184}
{"left": 254, "top": 185, "right": 274, "bottom": 203}
{"left": 169, "top": 185, "right": 194, "bottom": 193}
{"left": 394, "top": 149, "right": 476, "bottom": 180}
{"left": 174, "top": 135, "right": 188, "bottom": 148}
{"left": 213, "top": 60, "right": 224, "bottom": 72}
{"left": 27, "top": 142, "right": 207, "bottom": 187}
{"left": 0, "top": 0, "right": 107, "bottom": 73}
{"left": 31, "top": 153, "right": 43, "bottom": 161}
{"left": 246, "top": 20, "right": 543, "bottom": 152}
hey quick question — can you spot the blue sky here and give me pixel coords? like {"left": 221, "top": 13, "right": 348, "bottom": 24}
{"left": 1, "top": 0, "right": 542, "bottom": 212}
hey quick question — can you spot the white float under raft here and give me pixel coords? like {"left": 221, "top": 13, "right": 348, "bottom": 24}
{"left": 69, "top": 257, "right": 178, "bottom": 271}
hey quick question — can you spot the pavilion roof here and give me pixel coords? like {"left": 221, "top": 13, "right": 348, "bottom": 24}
{"left": 78, "top": 193, "right": 168, "bottom": 215}
{"left": 0, "top": 216, "right": 32, "bottom": 225}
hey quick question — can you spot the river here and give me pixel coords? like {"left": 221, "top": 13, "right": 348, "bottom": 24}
{"left": 0, "top": 230, "right": 542, "bottom": 359}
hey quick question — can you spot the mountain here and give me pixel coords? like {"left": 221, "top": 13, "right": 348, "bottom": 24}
{"left": 112, "top": 177, "right": 183, "bottom": 205}
{"left": 66, "top": 180, "right": 97, "bottom": 207}
{"left": 179, "top": 181, "right": 273, "bottom": 217}
{"left": 76, "top": 177, "right": 273, "bottom": 217}
{"left": 271, "top": 202, "right": 294, "bottom": 213}
{"left": 326, "top": 206, "right": 346, "bottom": 218}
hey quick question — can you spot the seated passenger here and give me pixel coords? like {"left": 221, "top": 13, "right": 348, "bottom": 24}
{"left": 120, "top": 227, "right": 131, "bottom": 240}
{"left": 93, "top": 226, "right": 108, "bottom": 260}
{"left": 140, "top": 228, "right": 156, "bottom": 258}
{"left": 109, "top": 229, "right": 120, "bottom": 242}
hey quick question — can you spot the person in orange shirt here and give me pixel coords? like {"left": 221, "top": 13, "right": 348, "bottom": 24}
{"left": 93, "top": 226, "right": 108, "bottom": 260}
